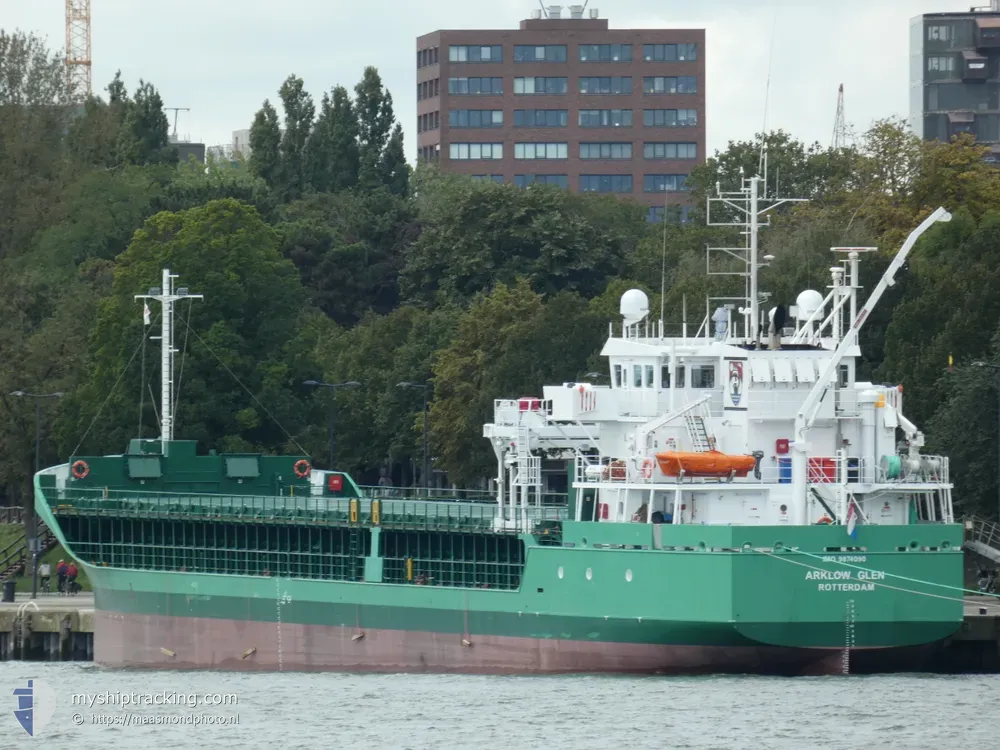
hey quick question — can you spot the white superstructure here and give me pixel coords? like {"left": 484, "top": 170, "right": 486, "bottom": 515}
{"left": 484, "top": 176, "right": 955, "bottom": 532}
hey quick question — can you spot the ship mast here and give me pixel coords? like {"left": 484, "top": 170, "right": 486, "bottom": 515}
{"left": 706, "top": 155, "right": 808, "bottom": 345}
{"left": 135, "top": 269, "right": 203, "bottom": 455}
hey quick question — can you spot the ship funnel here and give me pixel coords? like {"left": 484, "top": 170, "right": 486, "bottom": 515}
{"left": 620, "top": 289, "right": 649, "bottom": 325}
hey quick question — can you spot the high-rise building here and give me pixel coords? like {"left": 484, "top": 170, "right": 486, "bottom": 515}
{"left": 910, "top": 2, "right": 1000, "bottom": 158}
{"left": 416, "top": 5, "right": 706, "bottom": 221}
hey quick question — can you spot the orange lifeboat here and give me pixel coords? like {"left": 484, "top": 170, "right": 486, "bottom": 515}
{"left": 655, "top": 450, "right": 757, "bottom": 478}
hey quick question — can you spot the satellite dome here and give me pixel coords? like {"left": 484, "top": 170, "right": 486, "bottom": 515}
{"left": 795, "top": 289, "right": 824, "bottom": 321}
{"left": 620, "top": 289, "right": 649, "bottom": 325}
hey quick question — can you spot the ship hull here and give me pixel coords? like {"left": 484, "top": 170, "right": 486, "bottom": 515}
{"left": 94, "top": 608, "right": 937, "bottom": 676}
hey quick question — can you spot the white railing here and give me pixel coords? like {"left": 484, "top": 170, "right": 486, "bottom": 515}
{"left": 493, "top": 398, "right": 553, "bottom": 426}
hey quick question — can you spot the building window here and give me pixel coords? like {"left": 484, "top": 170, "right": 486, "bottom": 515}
{"left": 514, "top": 143, "right": 568, "bottom": 159}
{"left": 514, "top": 45, "right": 567, "bottom": 62}
{"left": 417, "top": 112, "right": 440, "bottom": 133}
{"left": 514, "top": 174, "right": 568, "bottom": 188}
{"left": 691, "top": 365, "right": 715, "bottom": 389}
{"left": 449, "top": 77, "right": 503, "bottom": 95}
{"left": 418, "top": 80, "right": 440, "bottom": 100}
{"left": 927, "top": 25, "right": 950, "bottom": 41}
{"left": 579, "top": 44, "right": 632, "bottom": 62}
{"left": 643, "top": 76, "right": 698, "bottom": 94}
{"left": 579, "top": 76, "right": 633, "bottom": 95}
{"left": 449, "top": 143, "right": 504, "bottom": 160}
{"left": 449, "top": 110, "right": 503, "bottom": 128}
{"left": 644, "top": 142, "right": 698, "bottom": 159}
{"left": 643, "top": 43, "right": 698, "bottom": 62}
{"left": 648, "top": 206, "right": 693, "bottom": 224}
{"left": 643, "top": 109, "right": 698, "bottom": 127}
{"left": 643, "top": 174, "right": 689, "bottom": 192}
{"left": 579, "top": 109, "right": 633, "bottom": 128}
{"left": 471, "top": 175, "right": 504, "bottom": 184}
{"left": 660, "top": 364, "right": 686, "bottom": 387}
{"left": 514, "top": 77, "right": 569, "bottom": 95}
{"left": 927, "top": 56, "right": 955, "bottom": 73}
{"left": 513, "top": 109, "right": 568, "bottom": 127}
{"left": 449, "top": 45, "right": 503, "bottom": 63}
{"left": 418, "top": 48, "right": 440, "bottom": 68}
{"left": 580, "top": 174, "right": 633, "bottom": 193}
{"left": 580, "top": 143, "right": 632, "bottom": 160}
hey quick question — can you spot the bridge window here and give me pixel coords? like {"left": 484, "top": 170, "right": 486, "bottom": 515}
{"left": 645, "top": 365, "right": 654, "bottom": 388}
{"left": 661, "top": 365, "right": 685, "bottom": 388}
{"left": 614, "top": 364, "right": 623, "bottom": 387}
{"left": 691, "top": 364, "right": 715, "bottom": 389}
{"left": 633, "top": 365, "right": 643, "bottom": 388}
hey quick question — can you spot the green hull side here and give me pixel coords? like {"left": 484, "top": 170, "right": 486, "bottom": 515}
{"left": 36, "top": 476, "right": 964, "bottom": 651}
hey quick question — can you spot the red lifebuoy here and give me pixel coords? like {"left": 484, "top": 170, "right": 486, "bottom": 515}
{"left": 642, "top": 458, "right": 655, "bottom": 479}
{"left": 293, "top": 459, "right": 311, "bottom": 478}
{"left": 71, "top": 460, "right": 89, "bottom": 480}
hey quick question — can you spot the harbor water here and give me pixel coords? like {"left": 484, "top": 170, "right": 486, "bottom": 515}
{"left": 0, "top": 663, "right": 996, "bottom": 749}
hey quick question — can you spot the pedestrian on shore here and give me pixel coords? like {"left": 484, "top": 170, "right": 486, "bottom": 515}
{"left": 66, "top": 562, "right": 78, "bottom": 595}
{"left": 38, "top": 561, "right": 51, "bottom": 593}
{"left": 56, "top": 559, "right": 67, "bottom": 595}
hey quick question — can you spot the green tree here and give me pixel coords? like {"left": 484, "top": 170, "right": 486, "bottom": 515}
{"left": 354, "top": 67, "right": 397, "bottom": 190}
{"left": 277, "top": 75, "right": 315, "bottom": 200}
{"left": 115, "top": 80, "right": 176, "bottom": 167}
{"left": 430, "top": 281, "right": 603, "bottom": 484}
{"left": 58, "top": 198, "right": 330, "bottom": 458}
{"left": 306, "top": 86, "right": 360, "bottom": 193}
{"left": 381, "top": 122, "right": 410, "bottom": 196}
{"left": 249, "top": 100, "right": 281, "bottom": 188}
{"left": 0, "top": 30, "right": 69, "bottom": 261}
{"left": 402, "top": 171, "right": 644, "bottom": 305}
{"left": 277, "top": 188, "right": 414, "bottom": 326}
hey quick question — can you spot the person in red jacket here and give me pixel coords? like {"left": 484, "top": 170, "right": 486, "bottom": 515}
{"left": 66, "top": 562, "right": 78, "bottom": 595}
{"left": 56, "top": 560, "right": 67, "bottom": 594}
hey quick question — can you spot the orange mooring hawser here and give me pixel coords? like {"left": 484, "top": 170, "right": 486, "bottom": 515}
{"left": 655, "top": 450, "right": 757, "bottom": 478}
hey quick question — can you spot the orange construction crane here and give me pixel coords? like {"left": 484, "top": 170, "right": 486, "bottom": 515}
{"left": 65, "top": 0, "right": 92, "bottom": 101}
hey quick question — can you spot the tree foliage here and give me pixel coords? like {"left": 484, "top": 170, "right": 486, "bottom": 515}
{"left": 6, "top": 28, "right": 1000, "bottom": 521}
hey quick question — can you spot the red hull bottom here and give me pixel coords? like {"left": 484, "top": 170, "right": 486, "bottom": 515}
{"left": 95, "top": 611, "right": 862, "bottom": 676}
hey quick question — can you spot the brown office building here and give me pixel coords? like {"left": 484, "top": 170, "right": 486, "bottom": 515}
{"left": 416, "top": 5, "right": 705, "bottom": 222}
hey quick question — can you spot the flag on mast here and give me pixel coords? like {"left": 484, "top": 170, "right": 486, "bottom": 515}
{"left": 846, "top": 498, "right": 858, "bottom": 539}
{"left": 143, "top": 302, "right": 151, "bottom": 326}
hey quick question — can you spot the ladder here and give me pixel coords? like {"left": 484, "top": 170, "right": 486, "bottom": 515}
{"left": 684, "top": 413, "right": 714, "bottom": 452}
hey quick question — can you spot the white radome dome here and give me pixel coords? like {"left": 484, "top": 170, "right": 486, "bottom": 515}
{"left": 620, "top": 289, "right": 650, "bottom": 325}
{"left": 795, "top": 289, "right": 824, "bottom": 320}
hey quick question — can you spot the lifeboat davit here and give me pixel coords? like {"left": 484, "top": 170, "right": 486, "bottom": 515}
{"left": 655, "top": 450, "right": 757, "bottom": 478}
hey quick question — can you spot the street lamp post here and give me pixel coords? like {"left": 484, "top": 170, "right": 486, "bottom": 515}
{"left": 397, "top": 382, "right": 430, "bottom": 490}
{"left": 9, "top": 390, "right": 64, "bottom": 599}
{"left": 973, "top": 361, "right": 1000, "bottom": 521}
{"left": 303, "top": 381, "right": 360, "bottom": 469}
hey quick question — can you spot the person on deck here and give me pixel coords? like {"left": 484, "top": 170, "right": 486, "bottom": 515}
{"left": 56, "top": 559, "right": 67, "bottom": 594}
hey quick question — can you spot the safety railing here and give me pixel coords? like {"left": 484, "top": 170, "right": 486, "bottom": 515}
{"left": 357, "top": 485, "right": 495, "bottom": 503}
{"left": 44, "top": 487, "right": 566, "bottom": 535}
{"left": 968, "top": 516, "right": 1000, "bottom": 552}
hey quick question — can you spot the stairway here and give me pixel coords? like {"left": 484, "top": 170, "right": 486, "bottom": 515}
{"left": 0, "top": 522, "right": 58, "bottom": 581}
{"left": 965, "top": 517, "right": 1000, "bottom": 564}
{"left": 684, "top": 414, "right": 715, "bottom": 453}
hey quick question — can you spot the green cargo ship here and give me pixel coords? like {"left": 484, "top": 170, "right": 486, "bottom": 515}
{"left": 35, "top": 180, "right": 965, "bottom": 674}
